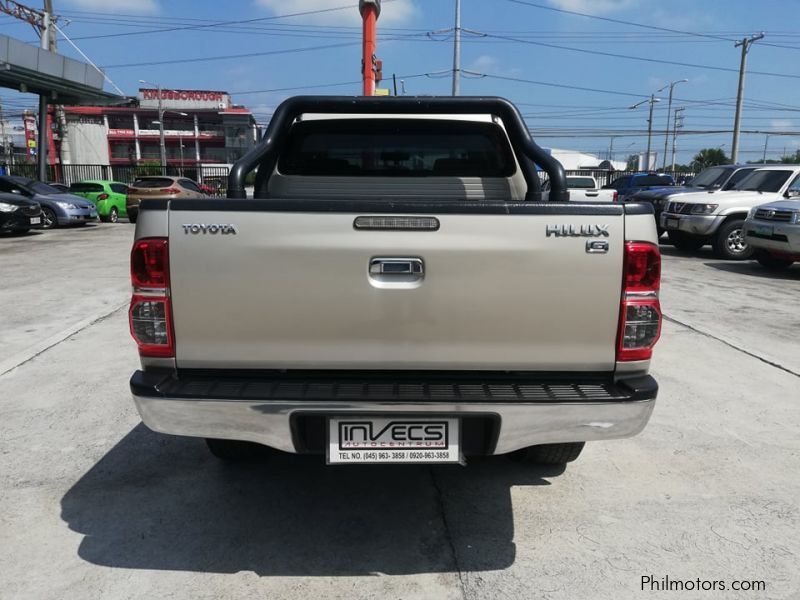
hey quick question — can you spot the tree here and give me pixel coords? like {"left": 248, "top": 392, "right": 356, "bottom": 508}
{"left": 779, "top": 150, "right": 800, "bottom": 164}
{"left": 625, "top": 153, "right": 639, "bottom": 170}
{"left": 691, "top": 148, "right": 730, "bottom": 170}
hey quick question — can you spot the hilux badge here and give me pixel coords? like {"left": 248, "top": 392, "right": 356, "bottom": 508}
{"left": 546, "top": 224, "right": 610, "bottom": 238}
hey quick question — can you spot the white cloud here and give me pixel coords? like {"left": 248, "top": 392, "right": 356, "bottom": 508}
{"left": 254, "top": 0, "right": 419, "bottom": 26}
{"left": 771, "top": 119, "right": 793, "bottom": 130}
{"left": 62, "top": 0, "right": 159, "bottom": 13}
{"left": 547, "top": 0, "right": 640, "bottom": 14}
{"left": 471, "top": 55, "right": 498, "bottom": 73}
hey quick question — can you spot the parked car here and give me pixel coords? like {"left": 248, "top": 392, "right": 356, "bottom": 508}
{"left": 69, "top": 180, "right": 129, "bottom": 223}
{"left": 0, "top": 176, "right": 97, "bottom": 229}
{"left": 543, "top": 175, "right": 618, "bottom": 202}
{"left": 603, "top": 172, "right": 675, "bottom": 202}
{"left": 629, "top": 165, "right": 758, "bottom": 234}
{"left": 743, "top": 199, "right": 800, "bottom": 269}
{"left": 0, "top": 192, "right": 41, "bottom": 234}
{"left": 660, "top": 165, "right": 800, "bottom": 259}
{"left": 46, "top": 182, "right": 70, "bottom": 193}
{"left": 126, "top": 176, "right": 206, "bottom": 223}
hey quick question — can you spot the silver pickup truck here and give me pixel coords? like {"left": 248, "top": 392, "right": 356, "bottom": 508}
{"left": 128, "top": 96, "right": 661, "bottom": 469}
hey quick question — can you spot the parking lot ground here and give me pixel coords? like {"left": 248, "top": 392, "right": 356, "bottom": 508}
{"left": 0, "top": 229, "right": 798, "bottom": 600}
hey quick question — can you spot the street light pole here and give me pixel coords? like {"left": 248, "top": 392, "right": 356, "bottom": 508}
{"left": 671, "top": 107, "right": 684, "bottom": 171}
{"left": 630, "top": 95, "right": 661, "bottom": 171}
{"left": 139, "top": 79, "right": 166, "bottom": 172}
{"left": 762, "top": 133, "right": 771, "bottom": 164}
{"left": 151, "top": 110, "right": 187, "bottom": 176}
{"left": 658, "top": 79, "right": 688, "bottom": 171}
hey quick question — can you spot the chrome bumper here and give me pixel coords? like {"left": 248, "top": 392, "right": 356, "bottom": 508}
{"left": 131, "top": 371, "right": 657, "bottom": 455}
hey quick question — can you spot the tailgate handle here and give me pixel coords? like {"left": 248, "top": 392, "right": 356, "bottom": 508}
{"left": 370, "top": 257, "right": 424, "bottom": 276}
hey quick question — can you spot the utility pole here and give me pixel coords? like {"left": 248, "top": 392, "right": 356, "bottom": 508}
{"left": 762, "top": 133, "right": 770, "bottom": 164}
{"left": 37, "top": 3, "right": 51, "bottom": 181}
{"left": 658, "top": 79, "right": 687, "bottom": 170}
{"left": 671, "top": 107, "right": 684, "bottom": 171}
{"left": 139, "top": 79, "right": 166, "bottom": 171}
{"left": 451, "top": 0, "right": 461, "bottom": 95}
{"left": 44, "top": 0, "right": 56, "bottom": 51}
{"left": 630, "top": 94, "right": 660, "bottom": 171}
{"left": 359, "top": 0, "right": 380, "bottom": 96}
{"left": 731, "top": 32, "right": 764, "bottom": 163}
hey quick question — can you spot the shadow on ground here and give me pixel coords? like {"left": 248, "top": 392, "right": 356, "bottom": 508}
{"left": 705, "top": 261, "right": 800, "bottom": 280}
{"left": 61, "top": 424, "right": 560, "bottom": 576}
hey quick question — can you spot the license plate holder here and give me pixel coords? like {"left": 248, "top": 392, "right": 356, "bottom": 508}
{"left": 666, "top": 217, "right": 680, "bottom": 229}
{"left": 30, "top": 217, "right": 41, "bottom": 225}
{"left": 753, "top": 224, "right": 774, "bottom": 237}
{"left": 328, "top": 416, "right": 461, "bottom": 464}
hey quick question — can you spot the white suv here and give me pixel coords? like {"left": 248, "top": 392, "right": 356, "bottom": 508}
{"left": 660, "top": 165, "right": 800, "bottom": 259}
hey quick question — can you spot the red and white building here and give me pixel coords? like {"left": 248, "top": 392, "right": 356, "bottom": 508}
{"left": 52, "top": 88, "right": 259, "bottom": 168}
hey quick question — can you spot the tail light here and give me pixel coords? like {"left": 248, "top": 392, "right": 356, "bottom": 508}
{"left": 160, "top": 187, "right": 180, "bottom": 194}
{"left": 129, "top": 238, "right": 174, "bottom": 357}
{"left": 612, "top": 190, "right": 619, "bottom": 202}
{"left": 97, "top": 193, "right": 109, "bottom": 200}
{"left": 617, "top": 241, "right": 661, "bottom": 361}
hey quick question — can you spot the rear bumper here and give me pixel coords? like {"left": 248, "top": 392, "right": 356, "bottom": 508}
{"left": 131, "top": 370, "right": 658, "bottom": 455}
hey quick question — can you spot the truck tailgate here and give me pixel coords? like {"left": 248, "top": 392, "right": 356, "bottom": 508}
{"left": 168, "top": 202, "right": 624, "bottom": 371}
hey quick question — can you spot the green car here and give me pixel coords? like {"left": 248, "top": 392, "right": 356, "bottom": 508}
{"left": 68, "top": 180, "right": 129, "bottom": 223}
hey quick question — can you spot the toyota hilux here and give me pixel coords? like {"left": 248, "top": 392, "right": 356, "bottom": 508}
{"left": 128, "top": 96, "right": 661, "bottom": 469}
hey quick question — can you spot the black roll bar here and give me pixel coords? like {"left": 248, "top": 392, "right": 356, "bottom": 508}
{"left": 227, "top": 96, "right": 568, "bottom": 202}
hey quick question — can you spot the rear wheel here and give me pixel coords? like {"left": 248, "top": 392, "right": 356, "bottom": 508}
{"left": 40, "top": 207, "right": 58, "bottom": 229}
{"left": 713, "top": 218, "right": 752, "bottom": 260}
{"left": 514, "top": 442, "right": 585, "bottom": 466}
{"left": 755, "top": 250, "right": 793, "bottom": 270}
{"left": 109, "top": 206, "right": 119, "bottom": 223}
{"left": 667, "top": 231, "right": 706, "bottom": 251}
{"left": 205, "top": 438, "right": 262, "bottom": 461}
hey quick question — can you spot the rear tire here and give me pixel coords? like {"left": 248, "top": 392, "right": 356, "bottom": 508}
{"left": 713, "top": 218, "right": 752, "bottom": 260}
{"left": 40, "top": 206, "right": 58, "bottom": 229}
{"left": 205, "top": 438, "right": 262, "bottom": 461}
{"left": 128, "top": 213, "right": 137, "bottom": 224}
{"left": 667, "top": 231, "right": 706, "bottom": 251}
{"left": 515, "top": 442, "right": 585, "bottom": 466}
{"left": 755, "top": 251, "right": 793, "bottom": 270}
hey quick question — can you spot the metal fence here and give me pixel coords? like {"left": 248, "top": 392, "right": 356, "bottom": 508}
{"left": 3, "top": 163, "right": 695, "bottom": 196}
{"left": 4, "top": 163, "right": 233, "bottom": 196}
{"left": 540, "top": 169, "right": 697, "bottom": 188}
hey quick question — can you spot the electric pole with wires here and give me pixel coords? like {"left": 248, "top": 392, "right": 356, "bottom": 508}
{"left": 731, "top": 32, "right": 764, "bottom": 164}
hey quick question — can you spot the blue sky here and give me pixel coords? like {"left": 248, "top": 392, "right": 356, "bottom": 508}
{"left": 2, "top": 0, "right": 799, "bottom": 165}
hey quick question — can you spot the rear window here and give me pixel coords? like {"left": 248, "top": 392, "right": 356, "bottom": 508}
{"left": 69, "top": 183, "right": 104, "bottom": 193}
{"left": 566, "top": 177, "right": 596, "bottom": 189}
{"left": 132, "top": 178, "right": 174, "bottom": 188}
{"left": 633, "top": 175, "right": 674, "bottom": 187}
{"left": 279, "top": 119, "right": 516, "bottom": 177}
{"left": 110, "top": 183, "right": 128, "bottom": 194}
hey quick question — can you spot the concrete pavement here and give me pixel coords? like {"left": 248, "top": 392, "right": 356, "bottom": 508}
{"left": 1, "top": 226, "right": 798, "bottom": 599}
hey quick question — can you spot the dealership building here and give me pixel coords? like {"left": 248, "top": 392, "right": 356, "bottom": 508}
{"left": 51, "top": 88, "right": 259, "bottom": 170}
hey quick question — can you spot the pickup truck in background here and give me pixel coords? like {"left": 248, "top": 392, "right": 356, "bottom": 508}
{"left": 603, "top": 172, "right": 675, "bottom": 202}
{"left": 628, "top": 165, "right": 758, "bottom": 234}
{"left": 743, "top": 198, "right": 800, "bottom": 269}
{"left": 661, "top": 165, "right": 800, "bottom": 259}
{"left": 128, "top": 96, "right": 661, "bottom": 470}
{"left": 543, "top": 175, "right": 618, "bottom": 202}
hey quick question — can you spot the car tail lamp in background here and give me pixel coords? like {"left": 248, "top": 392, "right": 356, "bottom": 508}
{"left": 617, "top": 241, "right": 661, "bottom": 362}
{"left": 97, "top": 193, "right": 109, "bottom": 200}
{"left": 612, "top": 191, "right": 619, "bottom": 202}
{"left": 129, "top": 238, "right": 174, "bottom": 358}
{"left": 160, "top": 187, "right": 181, "bottom": 194}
